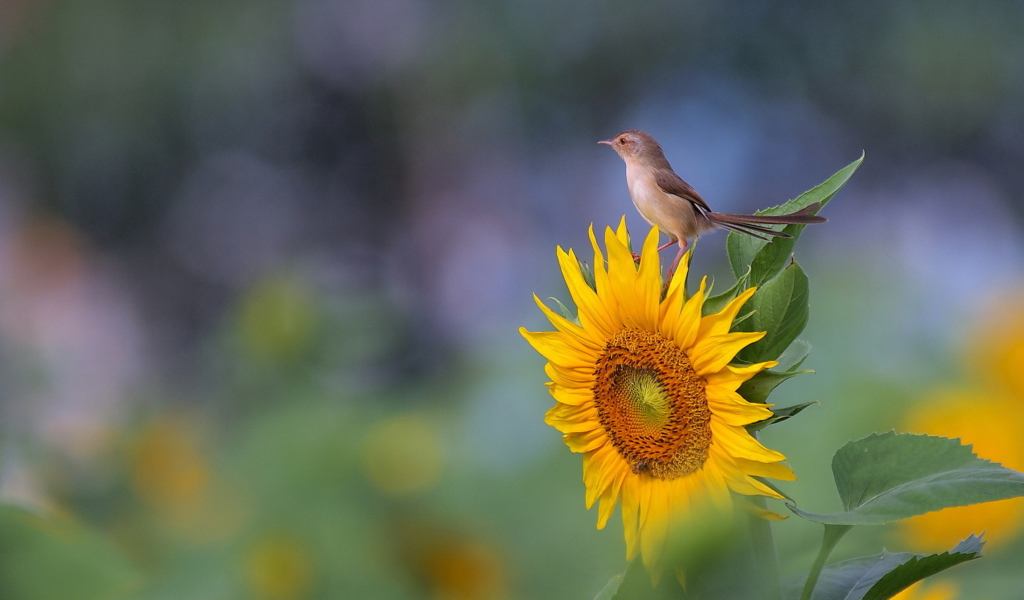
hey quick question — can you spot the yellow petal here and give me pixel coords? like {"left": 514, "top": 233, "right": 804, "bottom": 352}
{"left": 690, "top": 332, "right": 766, "bottom": 375}
{"left": 614, "top": 216, "right": 630, "bottom": 246}
{"left": 672, "top": 277, "right": 707, "bottom": 350}
{"left": 544, "top": 362, "right": 594, "bottom": 388}
{"left": 734, "top": 457, "right": 796, "bottom": 481}
{"left": 520, "top": 329, "right": 593, "bottom": 367}
{"left": 564, "top": 428, "right": 608, "bottom": 453}
{"left": 531, "top": 295, "right": 604, "bottom": 350}
{"left": 557, "top": 247, "right": 617, "bottom": 337}
{"left": 584, "top": 444, "right": 619, "bottom": 508}
{"left": 706, "top": 388, "right": 773, "bottom": 426}
{"left": 587, "top": 225, "right": 620, "bottom": 326}
{"left": 634, "top": 226, "right": 663, "bottom": 330}
{"left": 640, "top": 483, "right": 670, "bottom": 579}
{"left": 710, "top": 421, "right": 786, "bottom": 462}
{"left": 714, "top": 452, "right": 785, "bottom": 499}
{"left": 621, "top": 477, "right": 641, "bottom": 560}
{"left": 664, "top": 248, "right": 692, "bottom": 300}
{"left": 699, "top": 286, "right": 757, "bottom": 339}
{"left": 597, "top": 467, "right": 627, "bottom": 530}
{"left": 545, "top": 402, "right": 599, "bottom": 434}
{"left": 604, "top": 226, "right": 645, "bottom": 328}
{"left": 704, "top": 361, "right": 777, "bottom": 393}
{"left": 549, "top": 384, "right": 592, "bottom": 406}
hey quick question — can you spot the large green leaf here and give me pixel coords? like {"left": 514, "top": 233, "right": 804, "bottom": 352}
{"left": 737, "top": 261, "right": 809, "bottom": 363}
{"left": 728, "top": 154, "right": 863, "bottom": 281}
{"left": 862, "top": 536, "right": 984, "bottom": 600}
{"left": 790, "top": 432, "right": 1024, "bottom": 525}
{"left": 785, "top": 536, "right": 983, "bottom": 600}
{"left": 0, "top": 504, "right": 139, "bottom": 600}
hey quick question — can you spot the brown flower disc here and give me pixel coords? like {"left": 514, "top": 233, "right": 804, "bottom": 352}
{"left": 592, "top": 328, "right": 711, "bottom": 479}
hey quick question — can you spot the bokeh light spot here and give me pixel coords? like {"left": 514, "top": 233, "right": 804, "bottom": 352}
{"left": 362, "top": 413, "right": 444, "bottom": 496}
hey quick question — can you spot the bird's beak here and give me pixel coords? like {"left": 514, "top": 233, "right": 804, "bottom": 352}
{"left": 597, "top": 139, "right": 614, "bottom": 146}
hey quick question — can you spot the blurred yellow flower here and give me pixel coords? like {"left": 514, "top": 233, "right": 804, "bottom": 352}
{"left": 520, "top": 220, "right": 793, "bottom": 575}
{"left": 362, "top": 413, "right": 444, "bottom": 496}
{"left": 420, "top": 538, "right": 506, "bottom": 600}
{"left": 891, "top": 580, "right": 958, "bottom": 600}
{"left": 244, "top": 534, "right": 315, "bottom": 600}
{"left": 129, "top": 414, "right": 249, "bottom": 543}
{"left": 900, "top": 390, "right": 1024, "bottom": 551}
{"left": 131, "top": 416, "right": 210, "bottom": 513}
{"left": 966, "top": 292, "right": 1024, "bottom": 398}
{"left": 237, "top": 274, "right": 318, "bottom": 364}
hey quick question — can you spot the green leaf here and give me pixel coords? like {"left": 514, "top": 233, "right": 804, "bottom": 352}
{"left": 0, "top": 504, "right": 139, "bottom": 600}
{"left": 702, "top": 273, "right": 748, "bottom": 317}
{"left": 728, "top": 153, "right": 863, "bottom": 280}
{"left": 786, "top": 535, "right": 983, "bottom": 600}
{"left": 738, "top": 369, "right": 814, "bottom": 404}
{"left": 579, "top": 260, "right": 597, "bottom": 292}
{"left": 548, "top": 296, "right": 579, "bottom": 324}
{"left": 777, "top": 339, "right": 811, "bottom": 371}
{"left": 790, "top": 432, "right": 1024, "bottom": 525}
{"left": 737, "top": 261, "right": 809, "bottom": 363}
{"left": 747, "top": 401, "right": 817, "bottom": 432}
{"left": 862, "top": 536, "right": 984, "bottom": 600}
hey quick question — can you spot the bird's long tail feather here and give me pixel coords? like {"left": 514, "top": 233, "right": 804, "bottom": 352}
{"left": 706, "top": 201, "right": 827, "bottom": 239}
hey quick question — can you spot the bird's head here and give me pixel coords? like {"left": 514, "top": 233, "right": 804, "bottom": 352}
{"left": 598, "top": 130, "right": 664, "bottom": 163}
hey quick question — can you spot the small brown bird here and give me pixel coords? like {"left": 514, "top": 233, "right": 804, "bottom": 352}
{"left": 599, "top": 130, "right": 827, "bottom": 275}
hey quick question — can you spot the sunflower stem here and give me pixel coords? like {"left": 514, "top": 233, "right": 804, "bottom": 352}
{"left": 747, "top": 495, "right": 781, "bottom": 600}
{"left": 798, "top": 525, "right": 852, "bottom": 600}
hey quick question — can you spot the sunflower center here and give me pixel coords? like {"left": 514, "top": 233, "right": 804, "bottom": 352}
{"left": 592, "top": 329, "right": 711, "bottom": 479}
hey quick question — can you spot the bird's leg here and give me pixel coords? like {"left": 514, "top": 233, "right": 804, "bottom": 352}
{"left": 637, "top": 238, "right": 676, "bottom": 264}
{"left": 665, "top": 238, "right": 689, "bottom": 281}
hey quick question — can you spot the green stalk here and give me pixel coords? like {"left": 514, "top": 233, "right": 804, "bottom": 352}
{"left": 799, "top": 525, "right": 852, "bottom": 600}
{"left": 748, "top": 495, "right": 782, "bottom": 600}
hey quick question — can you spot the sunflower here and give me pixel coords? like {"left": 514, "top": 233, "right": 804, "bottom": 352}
{"left": 520, "top": 218, "right": 794, "bottom": 574}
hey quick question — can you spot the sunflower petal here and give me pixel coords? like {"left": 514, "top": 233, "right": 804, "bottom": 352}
{"left": 548, "top": 384, "right": 592, "bottom": 406}
{"left": 640, "top": 484, "right": 670, "bottom": 580}
{"left": 621, "top": 477, "right": 641, "bottom": 560}
{"left": 531, "top": 295, "right": 604, "bottom": 350}
{"left": 710, "top": 421, "right": 786, "bottom": 462}
{"left": 690, "top": 332, "right": 766, "bottom": 375}
{"left": 584, "top": 444, "right": 618, "bottom": 508}
{"left": 634, "top": 226, "right": 663, "bottom": 329}
{"left": 699, "top": 286, "right": 757, "bottom": 339}
{"left": 520, "top": 329, "right": 593, "bottom": 367}
{"left": 557, "top": 247, "right": 618, "bottom": 337}
{"left": 673, "top": 277, "right": 707, "bottom": 350}
{"left": 564, "top": 428, "right": 608, "bottom": 453}
{"left": 597, "top": 467, "right": 627, "bottom": 530}
{"left": 545, "top": 402, "right": 599, "bottom": 433}
{"left": 734, "top": 457, "right": 796, "bottom": 481}
{"left": 604, "top": 226, "right": 645, "bottom": 329}
{"left": 704, "top": 361, "right": 777, "bottom": 393}
{"left": 664, "top": 248, "right": 692, "bottom": 300}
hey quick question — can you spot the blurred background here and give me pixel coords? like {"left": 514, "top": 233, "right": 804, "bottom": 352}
{"left": 0, "top": 0, "right": 1023, "bottom": 598}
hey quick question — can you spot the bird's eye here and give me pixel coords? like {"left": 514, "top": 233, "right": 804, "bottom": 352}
{"left": 618, "top": 138, "right": 626, "bottom": 145}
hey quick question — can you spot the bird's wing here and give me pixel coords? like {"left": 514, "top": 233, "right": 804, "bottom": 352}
{"left": 655, "top": 171, "right": 712, "bottom": 213}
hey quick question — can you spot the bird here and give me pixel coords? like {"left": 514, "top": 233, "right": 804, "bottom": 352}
{"left": 599, "top": 129, "right": 827, "bottom": 276}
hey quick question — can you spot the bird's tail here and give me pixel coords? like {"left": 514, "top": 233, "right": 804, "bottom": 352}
{"left": 706, "top": 202, "right": 828, "bottom": 241}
